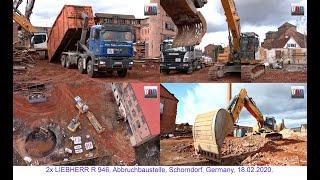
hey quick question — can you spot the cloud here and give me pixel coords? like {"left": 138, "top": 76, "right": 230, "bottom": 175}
{"left": 17, "top": 0, "right": 149, "bottom": 27}
{"left": 196, "top": 0, "right": 307, "bottom": 48}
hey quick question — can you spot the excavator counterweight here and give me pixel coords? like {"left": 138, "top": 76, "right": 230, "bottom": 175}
{"left": 160, "top": 0, "right": 207, "bottom": 47}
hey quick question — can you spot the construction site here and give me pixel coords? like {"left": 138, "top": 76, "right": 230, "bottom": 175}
{"left": 160, "top": 83, "right": 307, "bottom": 166}
{"left": 157, "top": 0, "right": 307, "bottom": 83}
{"left": 13, "top": 80, "right": 160, "bottom": 166}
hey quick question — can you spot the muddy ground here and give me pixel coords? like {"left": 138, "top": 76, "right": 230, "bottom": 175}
{"left": 160, "top": 65, "right": 307, "bottom": 83}
{"left": 160, "top": 67, "right": 241, "bottom": 83}
{"left": 13, "top": 58, "right": 160, "bottom": 165}
{"left": 252, "top": 69, "right": 307, "bottom": 83}
{"left": 13, "top": 59, "right": 159, "bottom": 83}
{"left": 160, "top": 133, "right": 307, "bottom": 166}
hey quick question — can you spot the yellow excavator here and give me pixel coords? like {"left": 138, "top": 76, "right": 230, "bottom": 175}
{"left": 160, "top": 0, "right": 265, "bottom": 82}
{"left": 193, "top": 87, "right": 283, "bottom": 162}
{"left": 226, "top": 88, "right": 284, "bottom": 138}
{"left": 13, "top": 0, "right": 48, "bottom": 58}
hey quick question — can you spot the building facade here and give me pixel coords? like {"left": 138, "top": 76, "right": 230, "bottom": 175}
{"left": 160, "top": 84, "right": 178, "bottom": 134}
{"left": 147, "top": 0, "right": 177, "bottom": 58}
{"left": 111, "top": 83, "right": 160, "bottom": 147}
{"left": 260, "top": 22, "right": 307, "bottom": 64}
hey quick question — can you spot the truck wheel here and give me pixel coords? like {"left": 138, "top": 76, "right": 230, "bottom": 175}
{"left": 162, "top": 70, "right": 170, "bottom": 74}
{"left": 87, "top": 60, "right": 97, "bottom": 78}
{"left": 61, "top": 55, "right": 66, "bottom": 67}
{"left": 117, "top": 69, "right": 127, "bottom": 77}
{"left": 66, "top": 56, "right": 71, "bottom": 69}
{"left": 78, "top": 60, "right": 86, "bottom": 74}
{"left": 187, "top": 66, "right": 193, "bottom": 74}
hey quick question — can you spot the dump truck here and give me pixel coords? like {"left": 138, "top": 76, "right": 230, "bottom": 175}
{"left": 160, "top": 39, "right": 203, "bottom": 74}
{"left": 193, "top": 88, "right": 283, "bottom": 162}
{"left": 47, "top": 5, "right": 134, "bottom": 78}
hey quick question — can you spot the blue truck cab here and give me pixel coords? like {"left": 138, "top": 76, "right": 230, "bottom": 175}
{"left": 86, "top": 24, "right": 134, "bottom": 77}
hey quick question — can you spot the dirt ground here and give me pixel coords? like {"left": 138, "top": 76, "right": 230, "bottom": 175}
{"left": 160, "top": 67, "right": 241, "bottom": 83}
{"left": 12, "top": 58, "right": 147, "bottom": 165}
{"left": 13, "top": 59, "right": 159, "bottom": 83}
{"left": 160, "top": 65, "right": 307, "bottom": 83}
{"left": 160, "top": 133, "right": 307, "bottom": 166}
{"left": 252, "top": 69, "right": 307, "bottom": 83}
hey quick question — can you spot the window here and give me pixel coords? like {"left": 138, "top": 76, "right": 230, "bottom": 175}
{"left": 165, "top": 23, "right": 175, "bottom": 31}
{"left": 131, "top": 109, "right": 136, "bottom": 117}
{"left": 136, "top": 121, "right": 141, "bottom": 129}
{"left": 287, "top": 43, "right": 296, "bottom": 48}
{"left": 140, "top": 116, "right": 145, "bottom": 125}
{"left": 160, "top": 100, "right": 164, "bottom": 115}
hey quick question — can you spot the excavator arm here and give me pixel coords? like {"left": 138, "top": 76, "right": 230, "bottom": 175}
{"left": 13, "top": 0, "right": 37, "bottom": 33}
{"left": 221, "top": 0, "right": 241, "bottom": 52}
{"left": 227, "top": 88, "right": 264, "bottom": 128}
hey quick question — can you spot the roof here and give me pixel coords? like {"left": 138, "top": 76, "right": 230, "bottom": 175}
{"left": 160, "top": 84, "right": 179, "bottom": 102}
{"left": 131, "top": 83, "right": 160, "bottom": 136}
{"left": 95, "top": 13, "right": 135, "bottom": 20}
{"left": 262, "top": 22, "right": 306, "bottom": 49}
{"left": 278, "top": 22, "right": 296, "bottom": 30}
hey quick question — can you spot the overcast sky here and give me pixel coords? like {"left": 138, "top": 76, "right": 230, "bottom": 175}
{"left": 197, "top": 0, "right": 307, "bottom": 49}
{"left": 17, "top": 0, "right": 307, "bottom": 49}
{"left": 162, "top": 83, "right": 307, "bottom": 128}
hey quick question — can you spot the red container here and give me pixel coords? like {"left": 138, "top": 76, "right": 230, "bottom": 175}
{"left": 47, "top": 5, "right": 95, "bottom": 62}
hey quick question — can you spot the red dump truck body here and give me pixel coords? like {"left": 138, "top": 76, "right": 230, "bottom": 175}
{"left": 47, "top": 5, "right": 95, "bottom": 62}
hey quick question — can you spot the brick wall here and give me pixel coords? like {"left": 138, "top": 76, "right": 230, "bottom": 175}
{"left": 160, "top": 85, "right": 178, "bottom": 134}
{"left": 147, "top": 0, "right": 177, "bottom": 58}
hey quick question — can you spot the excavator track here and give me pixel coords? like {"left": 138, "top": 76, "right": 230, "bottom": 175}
{"left": 241, "top": 64, "right": 265, "bottom": 82}
{"left": 208, "top": 63, "right": 225, "bottom": 80}
{"left": 160, "top": 0, "right": 207, "bottom": 47}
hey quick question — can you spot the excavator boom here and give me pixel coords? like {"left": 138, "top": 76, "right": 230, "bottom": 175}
{"left": 221, "top": 0, "right": 241, "bottom": 52}
{"left": 160, "top": 0, "right": 207, "bottom": 47}
{"left": 227, "top": 88, "right": 264, "bottom": 128}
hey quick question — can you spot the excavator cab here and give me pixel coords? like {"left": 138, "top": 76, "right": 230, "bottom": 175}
{"left": 239, "top": 32, "right": 259, "bottom": 63}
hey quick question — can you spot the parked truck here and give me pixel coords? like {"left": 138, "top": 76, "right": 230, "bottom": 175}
{"left": 160, "top": 39, "right": 203, "bottom": 74}
{"left": 47, "top": 5, "right": 133, "bottom": 78}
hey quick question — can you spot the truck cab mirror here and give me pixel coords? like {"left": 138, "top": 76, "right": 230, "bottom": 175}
{"left": 160, "top": 44, "right": 163, "bottom": 51}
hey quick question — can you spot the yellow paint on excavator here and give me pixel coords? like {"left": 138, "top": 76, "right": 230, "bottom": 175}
{"left": 193, "top": 109, "right": 234, "bottom": 162}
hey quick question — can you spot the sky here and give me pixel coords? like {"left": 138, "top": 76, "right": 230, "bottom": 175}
{"left": 197, "top": 0, "right": 307, "bottom": 49}
{"left": 17, "top": 0, "right": 307, "bottom": 49}
{"left": 162, "top": 83, "right": 307, "bottom": 128}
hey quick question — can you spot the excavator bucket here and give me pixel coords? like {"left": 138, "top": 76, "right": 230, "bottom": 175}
{"left": 193, "top": 109, "right": 234, "bottom": 162}
{"left": 160, "top": 0, "right": 207, "bottom": 47}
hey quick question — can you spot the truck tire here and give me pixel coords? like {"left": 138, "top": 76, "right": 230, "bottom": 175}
{"left": 61, "top": 55, "right": 66, "bottom": 67}
{"left": 187, "top": 66, "right": 193, "bottom": 74}
{"left": 117, "top": 69, "right": 127, "bottom": 77}
{"left": 87, "top": 60, "right": 97, "bottom": 78}
{"left": 66, "top": 56, "right": 71, "bottom": 69}
{"left": 162, "top": 70, "right": 170, "bottom": 74}
{"left": 78, "top": 59, "right": 86, "bottom": 74}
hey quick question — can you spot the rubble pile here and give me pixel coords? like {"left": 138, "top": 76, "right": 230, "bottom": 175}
{"left": 221, "top": 135, "right": 267, "bottom": 156}
{"left": 13, "top": 48, "right": 39, "bottom": 73}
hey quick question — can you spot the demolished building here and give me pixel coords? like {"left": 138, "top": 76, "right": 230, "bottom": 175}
{"left": 260, "top": 22, "right": 307, "bottom": 64}
{"left": 111, "top": 83, "right": 160, "bottom": 147}
{"left": 160, "top": 84, "right": 178, "bottom": 134}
